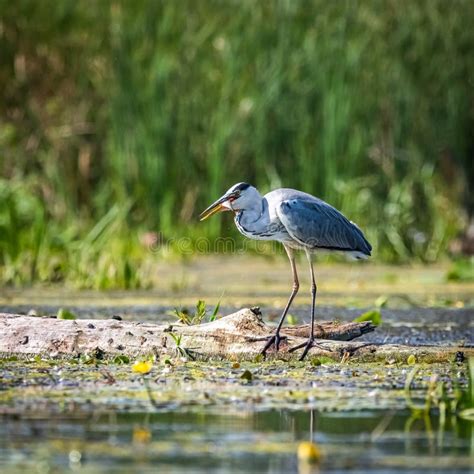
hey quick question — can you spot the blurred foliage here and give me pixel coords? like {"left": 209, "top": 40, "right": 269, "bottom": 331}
{"left": 446, "top": 257, "right": 474, "bottom": 282}
{"left": 0, "top": 0, "right": 473, "bottom": 287}
{"left": 353, "top": 309, "right": 382, "bottom": 326}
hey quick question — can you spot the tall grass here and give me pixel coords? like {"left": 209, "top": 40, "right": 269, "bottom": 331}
{"left": 0, "top": 0, "right": 473, "bottom": 286}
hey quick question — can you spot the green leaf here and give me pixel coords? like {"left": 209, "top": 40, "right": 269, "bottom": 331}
{"left": 407, "top": 354, "right": 416, "bottom": 365}
{"left": 446, "top": 259, "right": 474, "bottom": 282}
{"left": 209, "top": 292, "right": 224, "bottom": 322}
{"left": 196, "top": 299, "right": 207, "bottom": 318}
{"left": 240, "top": 369, "right": 253, "bottom": 382}
{"left": 57, "top": 308, "right": 76, "bottom": 320}
{"left": 173, "top": 308, "right": 191, "bottom": 325}
{"left": 287, "top": 314, "right": 297, "bottom": 325}
{"left": 113, "top": 355, "right": 130, "bottom": 364}
{"left": 353, "top": 309, "right": 382, "bottom": 325}
{"left": 169, "top": 332, "right": 182, "bottom": 346}
{"left": 374, "top": 295, "right": 388, "bottom": 308}
{"left": 311, "top": 356, "right": 335, "bottom": 365}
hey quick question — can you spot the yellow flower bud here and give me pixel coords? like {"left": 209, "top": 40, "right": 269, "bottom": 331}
{"left": 132, "top": 360, "right": 153, "bottom": 374}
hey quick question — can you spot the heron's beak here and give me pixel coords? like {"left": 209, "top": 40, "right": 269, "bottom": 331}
{"left": 199, "top": 193, "right": 235, "bottom": 221}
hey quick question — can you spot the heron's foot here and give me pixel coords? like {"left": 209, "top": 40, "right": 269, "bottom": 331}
{"left": 260, "top": 333, "right": 287, "bottom": 357}
{"left": 289, "top": 337, "right": 332, "bottom": 361}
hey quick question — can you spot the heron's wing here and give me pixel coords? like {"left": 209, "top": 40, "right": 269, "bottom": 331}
{"left": 276, "top": 198, "right": 372, "bottom": 255}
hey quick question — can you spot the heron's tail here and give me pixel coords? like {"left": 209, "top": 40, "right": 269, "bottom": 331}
{"left": 349, "top": 221, "right": 372, "bottom": 257}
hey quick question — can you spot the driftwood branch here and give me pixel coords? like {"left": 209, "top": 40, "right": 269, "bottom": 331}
{"left": 0, "top": 309, "right": 471, "bottom": 363}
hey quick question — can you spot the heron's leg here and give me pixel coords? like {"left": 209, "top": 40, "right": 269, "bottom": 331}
{"left": 289, "top": 250, "right": 330, "bottom": 360}
{"left": 260, "top": 245, "right": 299, "bottom": 356}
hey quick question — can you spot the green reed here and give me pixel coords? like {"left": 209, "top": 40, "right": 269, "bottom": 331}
{"left": 1, "top": 0, "right": 473, "bottom": 286}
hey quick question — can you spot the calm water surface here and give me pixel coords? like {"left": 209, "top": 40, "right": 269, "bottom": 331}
{"left": 1, "top": 409, "right": 473, "bottom": 473}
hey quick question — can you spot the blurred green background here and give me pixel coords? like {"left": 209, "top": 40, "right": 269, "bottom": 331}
{"left": 0, "top": 0, "right": 473, "bottom": 288}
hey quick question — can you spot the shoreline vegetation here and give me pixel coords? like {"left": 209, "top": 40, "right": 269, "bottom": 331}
{"left": 1, "top": 1, "right": 474, "bottom": 288}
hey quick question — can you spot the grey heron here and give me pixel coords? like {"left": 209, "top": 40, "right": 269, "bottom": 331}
{"left": 199, "top": 182, "right": 372, "bottom": 360}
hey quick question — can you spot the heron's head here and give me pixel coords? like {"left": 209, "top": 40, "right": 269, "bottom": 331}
{"left": 199, "top": 182, "right": 260, "bottom": 220}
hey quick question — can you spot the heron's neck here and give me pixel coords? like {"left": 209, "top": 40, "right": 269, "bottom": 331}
{"left": 236, "top": 197, "right": 268, "bottom": 228}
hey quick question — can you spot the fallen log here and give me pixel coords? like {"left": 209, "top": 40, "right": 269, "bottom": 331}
{"left": 0, "top": 309, "right": 471, "bottom": 363}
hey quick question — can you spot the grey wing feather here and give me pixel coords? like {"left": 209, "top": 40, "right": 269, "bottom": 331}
{"left": 276, "top": 198, "right": 372, "bottom": 255}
